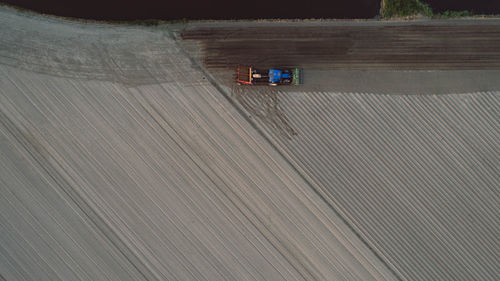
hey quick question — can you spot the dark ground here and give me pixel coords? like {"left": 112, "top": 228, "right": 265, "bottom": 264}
{"left": 1, "top": 0, "right": 380, "bottom": 20}
{"left": 182, "top": 24, "right": 500, "bottom": 70}
{"left": 422, "top": 0, "right": 500, "bottom": 14}
{"left": 3, "top": 0, "right": 500, "bottom": 20}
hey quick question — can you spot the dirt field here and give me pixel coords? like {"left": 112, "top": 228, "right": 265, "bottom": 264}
{"left": 2, "top": 6, "right": 499, "bottom": 280}
{"left": 182, "top": 24, "right": 500, "bottom": 70}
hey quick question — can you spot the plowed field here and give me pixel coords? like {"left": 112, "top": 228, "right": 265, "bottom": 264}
{"left": 182, "top": 24, "right": 500, "bottom": 70}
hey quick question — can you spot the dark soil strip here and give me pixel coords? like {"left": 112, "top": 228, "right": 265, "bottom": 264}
{"left": 182, "top": 25, "right": 500, "bottom": 70}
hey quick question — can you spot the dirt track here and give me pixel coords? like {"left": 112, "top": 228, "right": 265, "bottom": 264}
{"left": 182, "top": 24, "right": 500, "bottom": 70}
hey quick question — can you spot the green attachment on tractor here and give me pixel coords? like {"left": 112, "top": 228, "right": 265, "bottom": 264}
{"left": 293, "top": 68, "right": 303, "bottom": 85}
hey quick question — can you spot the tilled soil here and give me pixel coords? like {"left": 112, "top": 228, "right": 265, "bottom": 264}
{"left": 182, "top": 24, "right": 500, "bottom": 70}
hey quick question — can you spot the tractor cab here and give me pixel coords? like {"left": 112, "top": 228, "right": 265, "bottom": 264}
{"left": 268, "top": 69, "right": 292, "bottom": 86}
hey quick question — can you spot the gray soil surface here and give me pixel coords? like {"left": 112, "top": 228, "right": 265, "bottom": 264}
{"left": 0, "top": 7, "right": 397, "bottom": 281}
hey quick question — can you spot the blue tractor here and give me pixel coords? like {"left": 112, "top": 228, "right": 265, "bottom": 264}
{"left": 268, "top": 68, "right": 292, "bottom": 86}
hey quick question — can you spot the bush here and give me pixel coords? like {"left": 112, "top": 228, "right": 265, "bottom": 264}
{"left": 435, "top": 10, "right": 473, "bottom": 18}
{"left": 383, "top": 0, "right": 433, "bottom": 18}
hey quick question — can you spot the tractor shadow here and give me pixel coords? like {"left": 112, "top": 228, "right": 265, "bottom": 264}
{"left": 231, "top": 85, "right": 297, "bottom": 140}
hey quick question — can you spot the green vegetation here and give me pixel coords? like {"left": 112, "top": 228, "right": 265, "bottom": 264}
{"left": 433, "top": 10, "right": 473, "bottom": 18}
{"left": 382, "top": 0, "right": 433, "bottom": 18}
{"left": 381, "top": 0, "right": 479, "bottom": 19}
